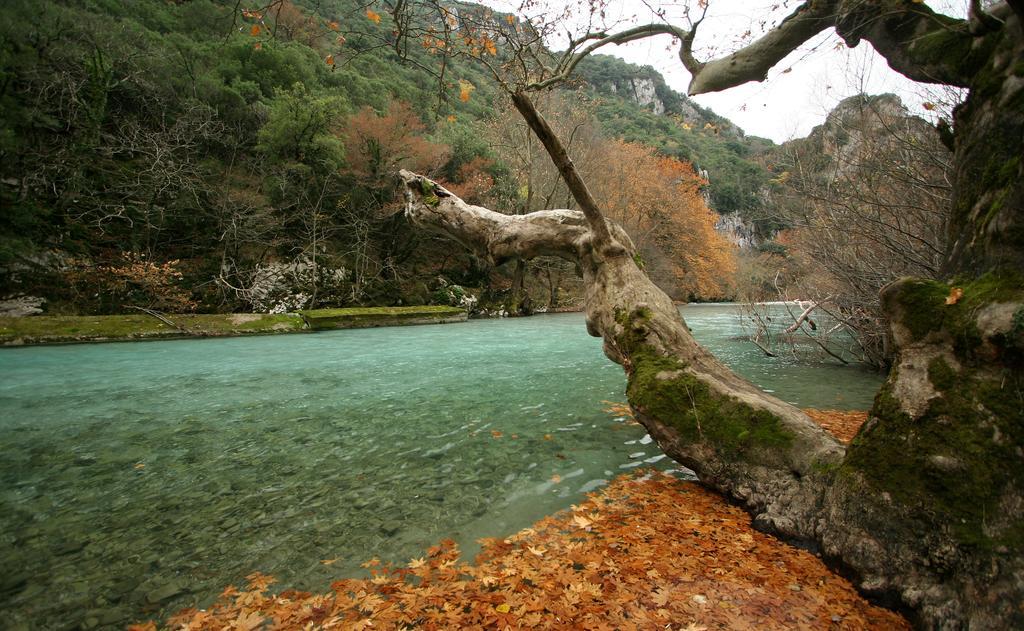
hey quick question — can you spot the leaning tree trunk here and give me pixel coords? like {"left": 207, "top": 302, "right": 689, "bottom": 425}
{"left": 400, "top": 168, "right": 845, "bottom": 535}
{"left": 398, "top": 17, "right": 1023, "bottom": 618}
{"left": 399, "top": 119, "right": 1021, "bottom": 629}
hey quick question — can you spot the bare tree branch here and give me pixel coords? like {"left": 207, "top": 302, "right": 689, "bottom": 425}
{"left": 682, "top": 0, "right": 986, "bottom": 94}
{"left": 398, "top": 169, "right": 632, "bottom": 265}
{"left": 686, "top": 0, "right": 838, "bottom": 94}
{"left": 509, "top": 91, "right": 624, "bottom": 255}
{"left": 526, "top": 23, "right": 693, "bottom": 90}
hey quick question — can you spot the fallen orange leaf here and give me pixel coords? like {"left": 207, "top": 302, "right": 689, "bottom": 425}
{"left": 233, "top": 610, "right": 263, "bottom": 631}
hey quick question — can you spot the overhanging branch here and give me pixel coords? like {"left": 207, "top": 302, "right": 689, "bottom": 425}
{"left": 687, "top": 0, "right": 838, "bottom": 95}
{"left": 678, "top": 0, "right": 981, "bottom": 94}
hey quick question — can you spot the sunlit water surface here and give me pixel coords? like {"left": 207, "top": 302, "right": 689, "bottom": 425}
{"left": 0, "top": 305, "right": 882, "bottom": 629}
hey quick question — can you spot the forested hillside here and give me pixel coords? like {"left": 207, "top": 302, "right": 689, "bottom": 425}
{"left": 575, "top": 54, "right": 776, "bottom": 221}
{"left": 0, "top": 0, "right": 760, "bottom": 316}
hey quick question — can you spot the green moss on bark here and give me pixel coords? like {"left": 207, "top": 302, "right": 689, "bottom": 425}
{"left": 1011, "top": 307, "right": 1024, "bottom": 354}
{"left": 951, "top": 38, "right": 1024, "bottom": 274}
{"left": 883, "top": 279, "right": 948, "bottom": 340}
{"left": 616, "top": 307, "right": 793, "bottom": 459}
{"left": 885, "top": 271, "right": 1024, "bottom": 354}
{"left": 910, "top": 25, "right": 971, "bottom": 68}
{"left": 947, "top": 272, "right": 1023, "bottom": 358}
{"left": 845, "top": 364, "right": 1024, "bottom": 549}
{"left": 419, "top": 180, "right": 441, "bottom": 207}
{"left": 847, "top": 268, "right": 1024, "bottom": 550}
{"left": 927, "top": 356, "right": 957, "bottom": 391}
{"left": 627, "top": 349, "right": 793, "bottom": 456}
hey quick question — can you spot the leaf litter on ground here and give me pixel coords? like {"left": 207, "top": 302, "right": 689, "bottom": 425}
{"left": 137, "top": 408, "right": 900, "bottom": 630}
{"left": 802, "top": 409, "right": 868, "bottom": 444}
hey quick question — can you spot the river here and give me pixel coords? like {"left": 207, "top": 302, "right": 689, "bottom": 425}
{"left": 0, "top": 304, "right": 883, "bottom": 629}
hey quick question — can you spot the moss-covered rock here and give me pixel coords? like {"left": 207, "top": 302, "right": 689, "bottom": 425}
{"left": 299, "top": 305, "right": 466, "bottom": 330}
{"left": 0, "top": 313, "right": 307, "bottom": 345}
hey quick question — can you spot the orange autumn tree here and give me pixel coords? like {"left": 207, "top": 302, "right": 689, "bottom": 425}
{"left": 333, "top": 101, "right": 449, "bottom": 298}
{"left": 341, "top": 101, "right": 448, "bottom": 186}
{"left": 267, "top": 0, "right": 325, "bottom": 48}
{"left": 441, "top": 156, "right": 495, "bottom": 206}
{"left": 590, "top": 140, "right": 736, "bottom": 301}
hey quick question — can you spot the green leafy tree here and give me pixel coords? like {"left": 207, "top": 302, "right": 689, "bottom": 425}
{"left": 257, "top": 83, "right": 346, "bottom": 171}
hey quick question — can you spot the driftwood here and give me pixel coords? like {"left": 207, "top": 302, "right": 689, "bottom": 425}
{"left": 127, "top": 306, "right": 194, "bottom": 335}
{"left": 784, "top": 300, "right": 820, "bottom": 333}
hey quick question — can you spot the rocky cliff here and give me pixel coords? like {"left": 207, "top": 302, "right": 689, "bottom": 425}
{"left": 577, "top": 54, "right": 740, "bottom": 135}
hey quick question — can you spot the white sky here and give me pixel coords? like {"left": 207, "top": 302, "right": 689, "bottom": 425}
{"left": 484, "top": 0, "right": 967, "bottom": 143}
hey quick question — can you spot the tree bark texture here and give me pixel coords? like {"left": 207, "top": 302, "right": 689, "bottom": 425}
{"left": 814, "top": 8, "right": 1024, "bottom": 627}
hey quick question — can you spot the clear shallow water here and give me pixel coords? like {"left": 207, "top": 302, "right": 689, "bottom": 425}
{"left": 683, "top": 303, "right": 884, "bottom": 409}
{"left": 0, "top": 306, "right": 882, "bottom": 629}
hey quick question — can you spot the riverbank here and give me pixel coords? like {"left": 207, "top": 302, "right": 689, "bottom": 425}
{"left": 138, "top": 410, "right": 888, "bottom": 630}
{"left": 145, "top": 475, "right": 902, "bottom": 630}
{"left": 0, "top": 306, "right": 467, "bottom": 346}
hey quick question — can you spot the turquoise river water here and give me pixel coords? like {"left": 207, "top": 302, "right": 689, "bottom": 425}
{"left": 0, "top": 305, "right": 883, "bottom": 629}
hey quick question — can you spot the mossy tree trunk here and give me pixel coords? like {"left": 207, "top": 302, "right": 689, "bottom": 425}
{"left": 816, "top": 7, "right": 1024, "bottom": 626}
{"left": 397, "top": 2, "right": 1022, "bottom": 627}
{"left": 505, "top": 258, "right": 533, "bottom": 316}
